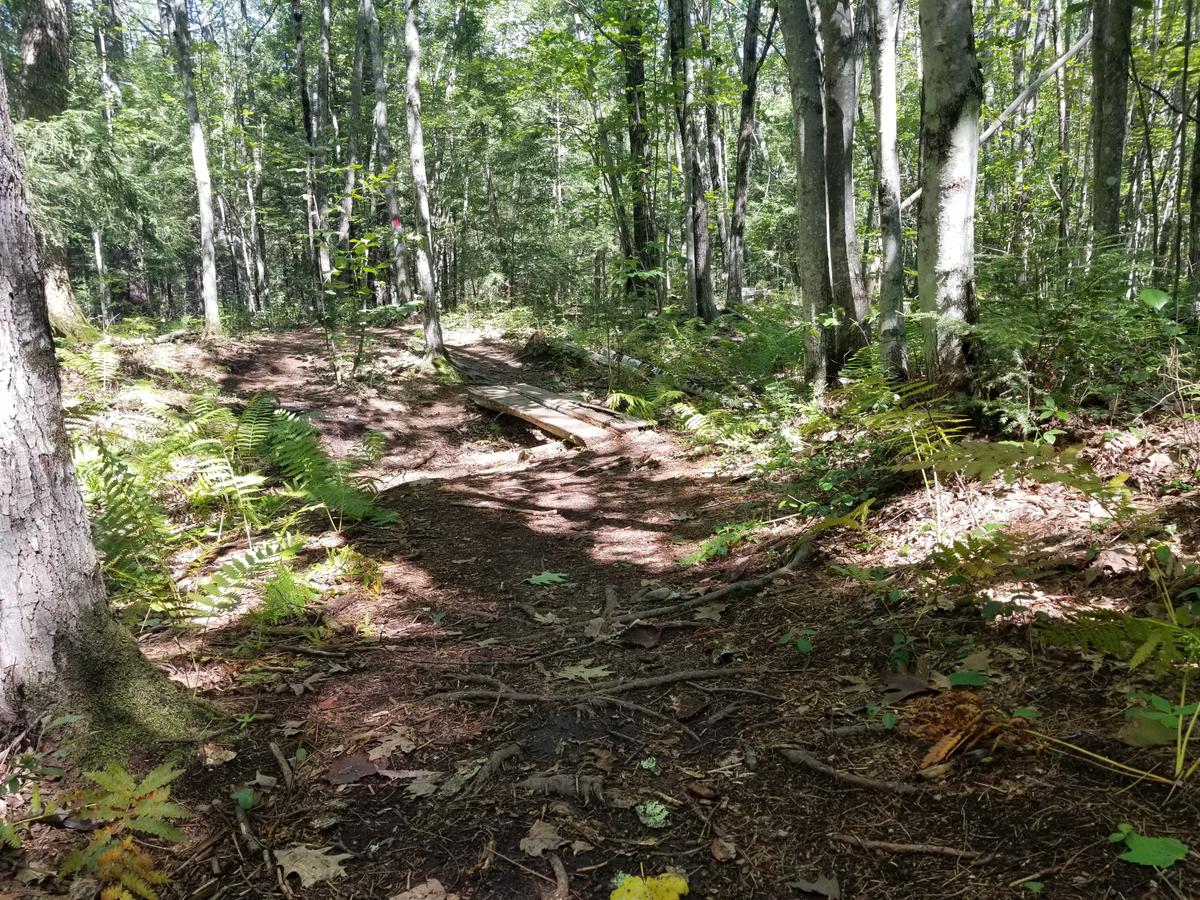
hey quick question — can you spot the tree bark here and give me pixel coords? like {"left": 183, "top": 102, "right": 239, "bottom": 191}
{"left": 620, "top": 3, "right": 662, "bottom": 310}
{"left": 871, "top": 0, "right": 909, "bottom": 377}
{"left": 917, "top": 0, "right": 982, "bottom": 389}
{"left": 404, "top": 0, "right": 446, "bottom": 361}
{"left": 338, "top": 4, "right": 367, "bottom": 250}
{"left": 18, "top": 0, "right": 70, "bottom": 121}
{"left": 290, "top": 0, "right": 333, "bottom": 291}
{"left": 1090, "top": 0, "right": 1133, "bottom": 245}
{"left": 821, "top": 0, "right": 870, "bottom": 362}
{"left": 164, "top": 0, "right": 222, "bottom": 335}
{"left": 778, "top": 0, "right": 836, "bottom": 388}
{"left": 727, "top": 1, "right": 772, "bottom": 310}
{"left": 0, "top": 67, "right": 195, "bottom": 734}
{"left": 669, "top": 0, "right": 717, "bottom": 322}
{"left": 364, "top": 0, "right": 414, "bottom": 307}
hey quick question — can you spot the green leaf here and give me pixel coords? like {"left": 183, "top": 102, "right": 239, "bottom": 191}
{"left": 527, "top": 571, "right": 569, "bottom": 586}
{"left": 1117, "top": 832, "right": 1189, "bottom": 868}
{"left": 230, "top": 788, "right": 256, "bottom": 811}
{"left": 948, "top": 670, "right": 991, "bottom": 687}
{"left": 1139, "top": 287, "right": 1170, "bottom": 312}
{"left": 1011, "top": 707, "right": 1039, "bottom": 720}
{"left": 1023, "top": 882, "right": 1045, "bottom": 893}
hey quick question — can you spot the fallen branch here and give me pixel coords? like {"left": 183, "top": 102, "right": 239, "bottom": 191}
{"left": 268, "top": 741, "right": 295, "bottom": 791}
{"left": 778, "top": 748, "right": 920, "bottom": 797}
{"left": 831, "top": 832, "right": 982, "bottom": 860}
{"left": 548, "top": 852, "right": 570, "bottom": 900}
{"left": 469, "top": 742, "right": 522, "bottom": 794}
{"left": 606, "top": 667, "right": 761, "bottom": 695}
{"left": 108, "top": 327, "right": 199, "bottom": 346}
{"left": 614, "top": 541, "right": 813, "bottom": 624}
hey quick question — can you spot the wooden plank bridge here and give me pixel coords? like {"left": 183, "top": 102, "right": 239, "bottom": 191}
{"left": 467, "top": 382, "right": 647, "bottom": 448}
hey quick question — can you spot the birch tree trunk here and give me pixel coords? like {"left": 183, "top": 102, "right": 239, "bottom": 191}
{"left": 364, "top": 0, "right": 414, "bottom": 306}
{"left": 404, "top": 0, "right": 446, "bottom": 361}
{"left": 1090, "top": 0, "right": 1133, "bottom": 244}
{"left": 165, "top": 0, "right": 222, "bottom": 335}
{"left": 871, "top": 0, "right": 909, "bottom": 377}
{"left": 778, "top": 0, "right": 836, "bottom": 388}
{"left": 0, "top": 67, "right": 196, "bottom": 733}
{"left": 917, "top": 0, "right": 982, "bottom": 389}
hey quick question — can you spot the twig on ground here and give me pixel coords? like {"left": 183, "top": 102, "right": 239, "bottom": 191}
{"left": 831, "top": 833, "right": 982, "bottom": 860}
{"left": 268, "top": 742, "right": 295, "bottom": 791}
{"left": 778, "top": 747, "right": 920, "bottom": 797}
{"left": 606, "top": 667, "right": 762, "bottom": 695}
{"left": 548, "top": 852, "right": 570, "bottom": 899}
{"left": 487, "top": 847, "right": 560, "bottom": 886}
{"left": 613, "top": 541, "right": 813, "bottom": 624}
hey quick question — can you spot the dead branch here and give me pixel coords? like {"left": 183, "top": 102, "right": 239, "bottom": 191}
{"left": 268, "top": 741, "right": 295, "bottom": 791}
{"left": 778, "top": 748, "right": 920, "bottom": 797}
{"left": 548, "top": 852, "right": 570, "bottom": 900}
{"left": 520, "top": 773, "right": 607, "bottom": 805}
{"left": 606, "top": 667, "right": 761, "bottom": 695}
{"left": 613, "top": 541, "right": 813, "bottom": 624}
{"left": 830, "top": 832, "right": 983, "bottom": 860}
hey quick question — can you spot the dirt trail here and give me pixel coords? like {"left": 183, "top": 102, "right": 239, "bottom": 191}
{"left": 149, "top": 328, "right": 1193, "bottom": 900}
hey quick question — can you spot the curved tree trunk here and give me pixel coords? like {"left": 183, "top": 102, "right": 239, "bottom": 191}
{"left": 0, "top": 67, "right": 195, "bottom": 735}
{"left": 917, "top": 0, "right": 982, "bottom": 389}
{"left": 404, "top": 0, "right": 446, "bottom": 361}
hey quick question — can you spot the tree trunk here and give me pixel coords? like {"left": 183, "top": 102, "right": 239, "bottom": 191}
{"left": 620, "top": 3, "right": 662, "bottom": 310}
{"left": 290, "top": 0, "right": 333, "bottom": 291}
{"left": 338, "top": 4, "right": 367, "bottom": 250}
{"left": 1090, "top": 0, "right": 1133, "bottom": 245}
{"left": 871, "top": 0, "right": 909, "bottom": 377}
{"left": 727, "top": 1, "right": 772, "bottom": 310}
{"left": 700, "top": 0, "right": 730, "bottom": 269}
{"left": 364, "top": 0, "right": 414, "bottom": 307}
{"left": 164, "top": 0, "right": 221, "bottom": 335}
{"left": 0, "top": 67, "right": 196, "bottom": 735}
{"left": 778, "top": 0, "right": 836, "bottom": 388}
{"left": 18, "top": 0, "right": 70, "bottom": 120}
{"left": 669, "top": 0, "right": 717, "bottom": 322}
{"left": 404, "top": 0, "right": 446, "bottom": 361}
{"left": 821, "top": 0, "right": 870, "bottom": 363}
{"left": 917, "top": 0, "right": 982, "bottom": 389}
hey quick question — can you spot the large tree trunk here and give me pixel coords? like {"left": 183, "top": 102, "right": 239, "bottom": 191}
{"left": 871, "top": 0, "right": 908, "bottom": 377}
{"left": 0, "top": 67, "right": 195, "bottom": 735}
{"left": 364, "top": 0, "right": 414, "bottom": 308}
{"left": 404, "top": 0, "right": 446, "bottom": 361}
{"left": 727, "top": 0, "right": 771, "bottom": 310}
{"left": 18, "top": 0, "right": 69, "bottom": 120}
{"left": 1090, "top": 0, "right": 1133, "bottom": 245}
{"left": 620, "top": 3, "right": 662, "bottom": 310}
{"left": 778, "top": 0, "right": 836, "bottom": 388}
{"left": 917, "top": 0, "right": 982, "bottom": 389}
{"left": 165, "top": 0, "right": 222, "bottom": 335}
{"left": 669, "top": 0, "right": 717, "bottom": 322}
{"left": 289, "top": 0, "right": 333, "bottom": 293}
{"left": 821, "top": 0, "right": 870, "bottom": 363}
{"left": 337, "top": 4, "right": 367, "bottom": 250}
{"left": 700, "top": 0, "right": 730, "bottom": 269}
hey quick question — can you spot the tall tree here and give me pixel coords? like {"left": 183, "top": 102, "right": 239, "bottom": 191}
{"left": 0, "top": 66, "right": 193, "bottom": 732}
{"left": 820, "top": 0, "right": 870, "bottom": 361}
{"left": 404, "top": 0, "right": 446, "bottom": 360}
{"left": 669, "top": 0, "right": 717, "bottom": 321}
{"left": 778, "top": 0, "right": 836, "bottom": 387}
{"left": 619, "top": 2, "right": 662, "bottom": 309}
{"left": 1090, "top": 0, "right": 1133, "bottom": 244}
{"left": 164, "top": 0, "right": 222, "bottom": 335}
{"left": 289, "top": 0, "right": 333, "bottom": 292}
{"left": 870, "top": 0, "right": 908, "bottom": 376}
{"left": 727, "top": 0, "right": 773, "bottom": 310}
{"left": 917, "top": 0, "right": 982, "bottom": 388}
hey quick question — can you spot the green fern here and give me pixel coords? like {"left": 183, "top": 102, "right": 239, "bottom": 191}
{"left": 258, "top": 563, "right": 318, "bottom": 623}
{"left": 186, "top": 535, "right": 303, "bottom": 614}
{"left": 1040, "top": 611, "right": 1200, "bottom": 675}
{"left": 0, "top": 820, "right": 19, "bottom": 850}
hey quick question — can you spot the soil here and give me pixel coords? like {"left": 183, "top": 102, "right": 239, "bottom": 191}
{"left": 5, "top": 326, "right": 1199, "bottom": 899}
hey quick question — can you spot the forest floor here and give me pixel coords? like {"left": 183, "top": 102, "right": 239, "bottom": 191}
{"left": 8, "top": 325, "right": 1200, "bottom": 899}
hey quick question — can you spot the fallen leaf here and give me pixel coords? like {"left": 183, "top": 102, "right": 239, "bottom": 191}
{"left": 591, "top": 748, "right": 619, "bottom": 773}
{"left": 405, "top": 772, "right": 443, "bottom": 797}
{"left": 881, "top": 672, "right": 933, "bottom": 703}
{"left": 611, "top": 873, "right": 689, "bottom": 900}
{"left": 789, "top": 873, "right": 841, "bottom": 898}
{"left": 325, "top": 753, "right": 378, "bottom": 785}
{"left": 711, "top": 836, "right": 737, "bottom": 861}
{"left": 621, "top": 624, "right": 662, "bottom": 649}
{"left": 570, "top": 840, "right": 594, "bottom": 854}
{"left": 1120, "top": 714, "right": 1175, "bottom": 748}
{"left": 685, "top": 780, "right": 719, "bottom": 800}
{"left": 527, "top": 571, "right": 569, "bottom": 586}
{"left": 436, "top": 758, "right": 484, "bottom": 799}
{"left": 368, "top": 726, "right": 417, "bottom": 762}
{"left": 275, "top": 844, "right": 353, "bottom": 888}
{"left": 556, "top": 659, "right": 613, "bottom": 683}
{"left": 519, "top": 820, "right": 565, "bottom": 857}
{"left": 918, "top": 762, "right": 954, "bottom": 781}
{"left": 199, "top": 743, "right": 236, "bottom": 767}
{"left": 692, "top": 602, "right": 726, "bottom": 622}
{"left": 391, "top": 879, "right": 459, "bottom": 900}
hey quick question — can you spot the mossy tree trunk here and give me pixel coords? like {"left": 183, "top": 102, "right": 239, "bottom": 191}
{"left": 0, "top": 67, "right": 198, "bottom": 739}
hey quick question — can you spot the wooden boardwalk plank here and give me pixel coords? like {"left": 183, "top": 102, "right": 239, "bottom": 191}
{"left": 506, "top": 383, "right": 645, "bottom": 433}
{"left": 467, "top": 384, "right": 615, "bottom": 448}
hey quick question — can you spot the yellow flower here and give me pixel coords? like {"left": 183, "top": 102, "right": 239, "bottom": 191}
{"left": 610, "top": 873, "right": 689, "bottom": 900}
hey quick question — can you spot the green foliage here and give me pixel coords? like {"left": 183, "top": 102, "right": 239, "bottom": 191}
{"left": 60, "top": 763, "right": 188, "bottom": 900}
{"left": 1107, "top": 823, "right": 1190, "bottom": 868}
{"left": 928, "top": 525, "right": 1015, "bottom": 588}
{"left": 258, "top": 563, "right": 319, "bottom": 623}
{"left": 1040, "top": 612, "right": 1200, "bottom": 676}
{"left": 186, "top": 535, "right": 303, "bottom": 614}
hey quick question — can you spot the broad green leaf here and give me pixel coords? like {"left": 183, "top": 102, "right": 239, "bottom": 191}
{"left": 1117, "top": 832, "right": 1189, "bottom": 868}
{"left": 527, "top": 571, "right": 569, "bottom": 586}
{"left": 1139, "top": 287, "right": 1170, "bottom": 312}
{"left": 948, "top": 670, "right": 990, "bottom": 687}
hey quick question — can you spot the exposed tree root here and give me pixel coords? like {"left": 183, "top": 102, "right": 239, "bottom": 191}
{"left": 777, "top": 747, "right": 920, "bottom": 797}
{"left": 831, "top": 832, "right": 985, "bottom": 861}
